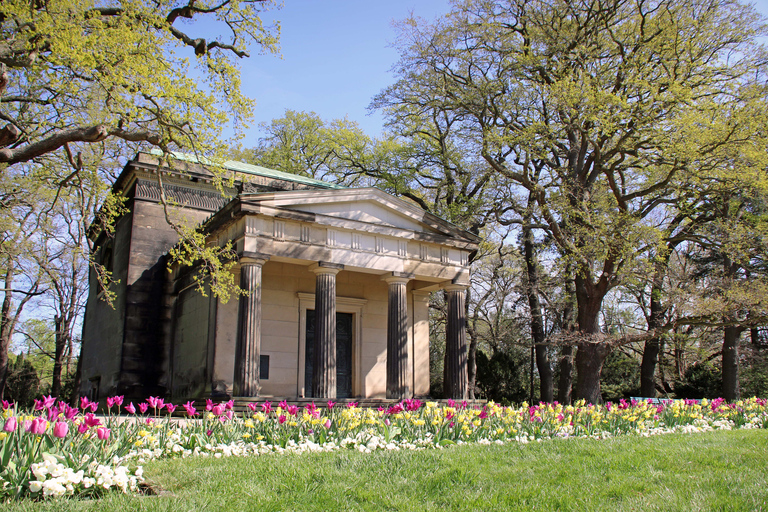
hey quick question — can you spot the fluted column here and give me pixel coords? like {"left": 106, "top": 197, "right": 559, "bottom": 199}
{"left": 384, "top": 274, "right": 412, "bottom": 399}
{"left": 233, "top": 258, "right": 266, "bottom": 397}
{"left": 311, "top": 263, "right": 342, "bottom": 398}
{"left": 445, "top": 284, "right": 468, "bottom": 399}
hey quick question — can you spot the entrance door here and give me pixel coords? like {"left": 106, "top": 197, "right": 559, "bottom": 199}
{"left": 305, "top": 310, "right": 353, "bottom": 398}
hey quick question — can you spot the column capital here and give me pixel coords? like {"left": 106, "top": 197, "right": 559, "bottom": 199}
{"left": 239, "top": 251, "right": 270, "bottom": 264}
{"left": 239, "top": 257, "right": 268, "bottom": 266}
{"left": 310, "top": 262, "right": 343, "bottom": 276}
{"left": 444, "top": 283, "right": 468, "bottom": 293}
{"left": 382, "top": 272, "right": 414, "bottom": 285}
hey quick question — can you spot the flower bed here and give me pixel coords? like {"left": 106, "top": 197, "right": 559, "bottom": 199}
{"left": 2, "top": 395, "right": 767, "bottom": 500}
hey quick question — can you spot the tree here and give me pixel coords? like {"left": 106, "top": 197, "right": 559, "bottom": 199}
{"left": 0, "top": 0, "right": 279, "bottom": 166}
{"left": 379, "top": 0, "right": 768, "bottom": 403}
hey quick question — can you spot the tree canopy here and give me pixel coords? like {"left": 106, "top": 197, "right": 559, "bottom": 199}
{"left": 376, "top": 0, "right": 768, "bottom": 402}
{"left": 0, "top": 0, "right": 279, "bottom": 166}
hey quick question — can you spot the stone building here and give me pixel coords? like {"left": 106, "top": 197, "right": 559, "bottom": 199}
{"left": 79, "top": 151, "right": 478, "bottom": 403}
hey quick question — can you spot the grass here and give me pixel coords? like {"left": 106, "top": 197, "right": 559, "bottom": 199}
{"left": 6, "top": 429, "right": 768, "bottom": 511}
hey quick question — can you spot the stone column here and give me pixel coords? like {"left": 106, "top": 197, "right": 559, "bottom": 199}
{"left": 233, "top": 258, "right": 266, "bottom": 397}
{"left": 383, "top": 273, "right": 413, "bottom": 399}
{"left": 444, "top": 284, "right": 469, "bottom": 399}
{"left": 311, "top": 263, "right": 342, "bottom": 398}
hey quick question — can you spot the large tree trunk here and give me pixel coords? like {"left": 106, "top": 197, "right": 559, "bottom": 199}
{"left": 722, "top": 325, "right": 743, "bottom": 401}
{"left": 51, "top": 315, "right": 65, "bottom": 397}
{"left": 573, "top": 274, "right": 611, "bottom": 404}
{"left": 522, "top": 219, "right": 553, "bottom": 402}
{"left": 0, "top": 264, "right": 15, "bottom": 400}
{"left": 557, "top": 271, "right": 577, "bottom": 404}
{"left": 640, "top": 259, "right": 668, "bottom": 397}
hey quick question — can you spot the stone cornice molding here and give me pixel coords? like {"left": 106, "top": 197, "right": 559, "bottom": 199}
{"left": 134, "top": 178, "right": 228, "bottom": 212}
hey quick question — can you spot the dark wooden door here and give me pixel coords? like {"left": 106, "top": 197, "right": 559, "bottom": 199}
{"left": 305, "top": 311, "right": 353, "bottom": 398}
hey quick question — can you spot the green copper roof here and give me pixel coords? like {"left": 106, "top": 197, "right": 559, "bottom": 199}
{"left": 148, "top": 149, "right": 345, "bottom": 190}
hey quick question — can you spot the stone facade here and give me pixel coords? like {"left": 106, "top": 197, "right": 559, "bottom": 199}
{"left": 79, "top": 151, "right": 479, "bottom": 402}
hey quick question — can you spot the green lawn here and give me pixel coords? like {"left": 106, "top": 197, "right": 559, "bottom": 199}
{"left": 7, "top": 429, "right": 768, "bottom": 511}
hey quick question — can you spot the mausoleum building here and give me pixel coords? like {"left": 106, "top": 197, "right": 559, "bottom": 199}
{"left": 79, "top": 152, "right": 479, "bottom": 403}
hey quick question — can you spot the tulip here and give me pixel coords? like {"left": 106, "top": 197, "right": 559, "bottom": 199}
{"left": 96, "top": 427, "right": 110, "bottom": 440}
{"left": 125, "top": 402, "right": 136, "bottom": 414}
{"left": 42, "top": 395, "right": 56, "bottom": 409}
{"left": 53, "top": 421, "right": 68, "bottom": 438}
{"left": 261, "top": 401, "right": 272, "bottom": 414}
{"left": 84, "top": 413, "right": 101, "bottom": 428}
{"left": 3, "top": 416, "right": 17, "bottom": 432}
{"left": 212, "top": 404, "right": 224, "bottom": 416}
{"left": 323, "top": 419, "right": 332, "bottom": 429}
{"left": 138, "top": 403, "right": 149, "bottom": 414}
{"left": 77, "top": 422, "right": 88, "bottom": 434}
{"left": 205, "top": 399, "right": 214, "bottom": 411}
{"left": 278, "top": 414, "right": 287, "bottom": 424}
{"left": 30, "top": 418, "right": 47, "bottom": 435}
{"left": 165, "top": 404, "right": 177, "bottom": 414}
{"left": 327, "top": 400, "right": 336, "bottom": 410}
{"left": 1, "top": 399, "right": 12, "bottom": 409}
{"left": 225, "top": 400, "right": 234, "bottom": 410}
{"left": 247, "top": 402, "right": 258, "bottom": 412}
{"left": 80, "top": 396, "right": 91, "bottom": 410}
{"left": 183, "top": 401, "right": 197, "bottom": 417}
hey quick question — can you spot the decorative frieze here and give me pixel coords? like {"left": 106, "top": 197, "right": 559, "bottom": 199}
{"left": 134, "top": 179, "right": 227, "bottom": 211}
{"left": 273, "top": 220, "right": 286, "bottom": 240}
{"left": 326, "top": 229, "right": 337, "bottom": 247}
{"left": 300, "top": 224, "right": 311, "bottom": 243}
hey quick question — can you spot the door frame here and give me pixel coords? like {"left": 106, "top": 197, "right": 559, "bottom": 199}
{"left": 297, "top": 292, "right": 367, "bottom": 398}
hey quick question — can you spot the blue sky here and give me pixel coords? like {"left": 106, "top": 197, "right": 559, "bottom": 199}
{"left": 241, "top": 0, "right": 768, "bottom": 144}
{"left": 241, "top": 0, "right": 452, "bottom": 141}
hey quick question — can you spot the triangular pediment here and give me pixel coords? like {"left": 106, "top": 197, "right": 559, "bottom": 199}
{"left": 240, "top": 188, "right": 478, "bottom": 242}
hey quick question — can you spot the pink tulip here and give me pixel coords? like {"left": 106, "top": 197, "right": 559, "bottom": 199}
{"left": 106, "top": 397, "right": 116, "bottom": 408}
{"left": 225, "top": 410, "right": 234, "bottom": 420}
{"left": 205, "top": 399, "right": 214, "bottom": 411}
{"left": 53, "top": 421, "right": 68, "bottom": 438}
{"left": 165, "top": 404, "right": 177, "bottom": 414}
{"left": 3, "top": 416, "right": 17, "bottom": 432}
{"left": 125, "top": 402, "right": 136, "bottom": 414}
{"left": 327, "top": 400, "right": 336, "bottom": 410}
{"left": 278, "top": 414, "right": 287, "bottom": 424}
{"left": 138, "top": 403, "right": 149, "bottom": 413}
{"left": 113, "top": 395, "right": 124, "bottom": 407}
{"left": 247, "top": 402, "right": 258, "bottom": 412}
{"left": 212, "top": 404, "right": 224, "bottom": 416}
{"left": 78, "top": 423, "right": 88, "bottom": 434}
{"left": 225, "top": 400, "right": 234, "bottom": 410}
{"left": 30, "top": 418, "right": 47, "bottom": 435}
{"left": 261, "top": 401, "right": 272, "bottom": 414}
{"left": 42, "top": 395, "right": 56, "bottom": 409}
{"left": 80, "top": 397, "right": 91, "bottom": 410}
{"left": 1, "top": 399, "right": 12, "bottom": 409}
{"left": 323, "top": 419, "right": 331, "bottom": 429}
{"left": 96, "top": 427, "right": 110, "bottom": 440}
{"left": 84, "top": 413, "right": 101, "bottom": 428}
{"left": 88, "top": 403, "right": 98, "bottom": 413}
{"left": 183, "top": 401, "right": 197, "bottom": 417}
